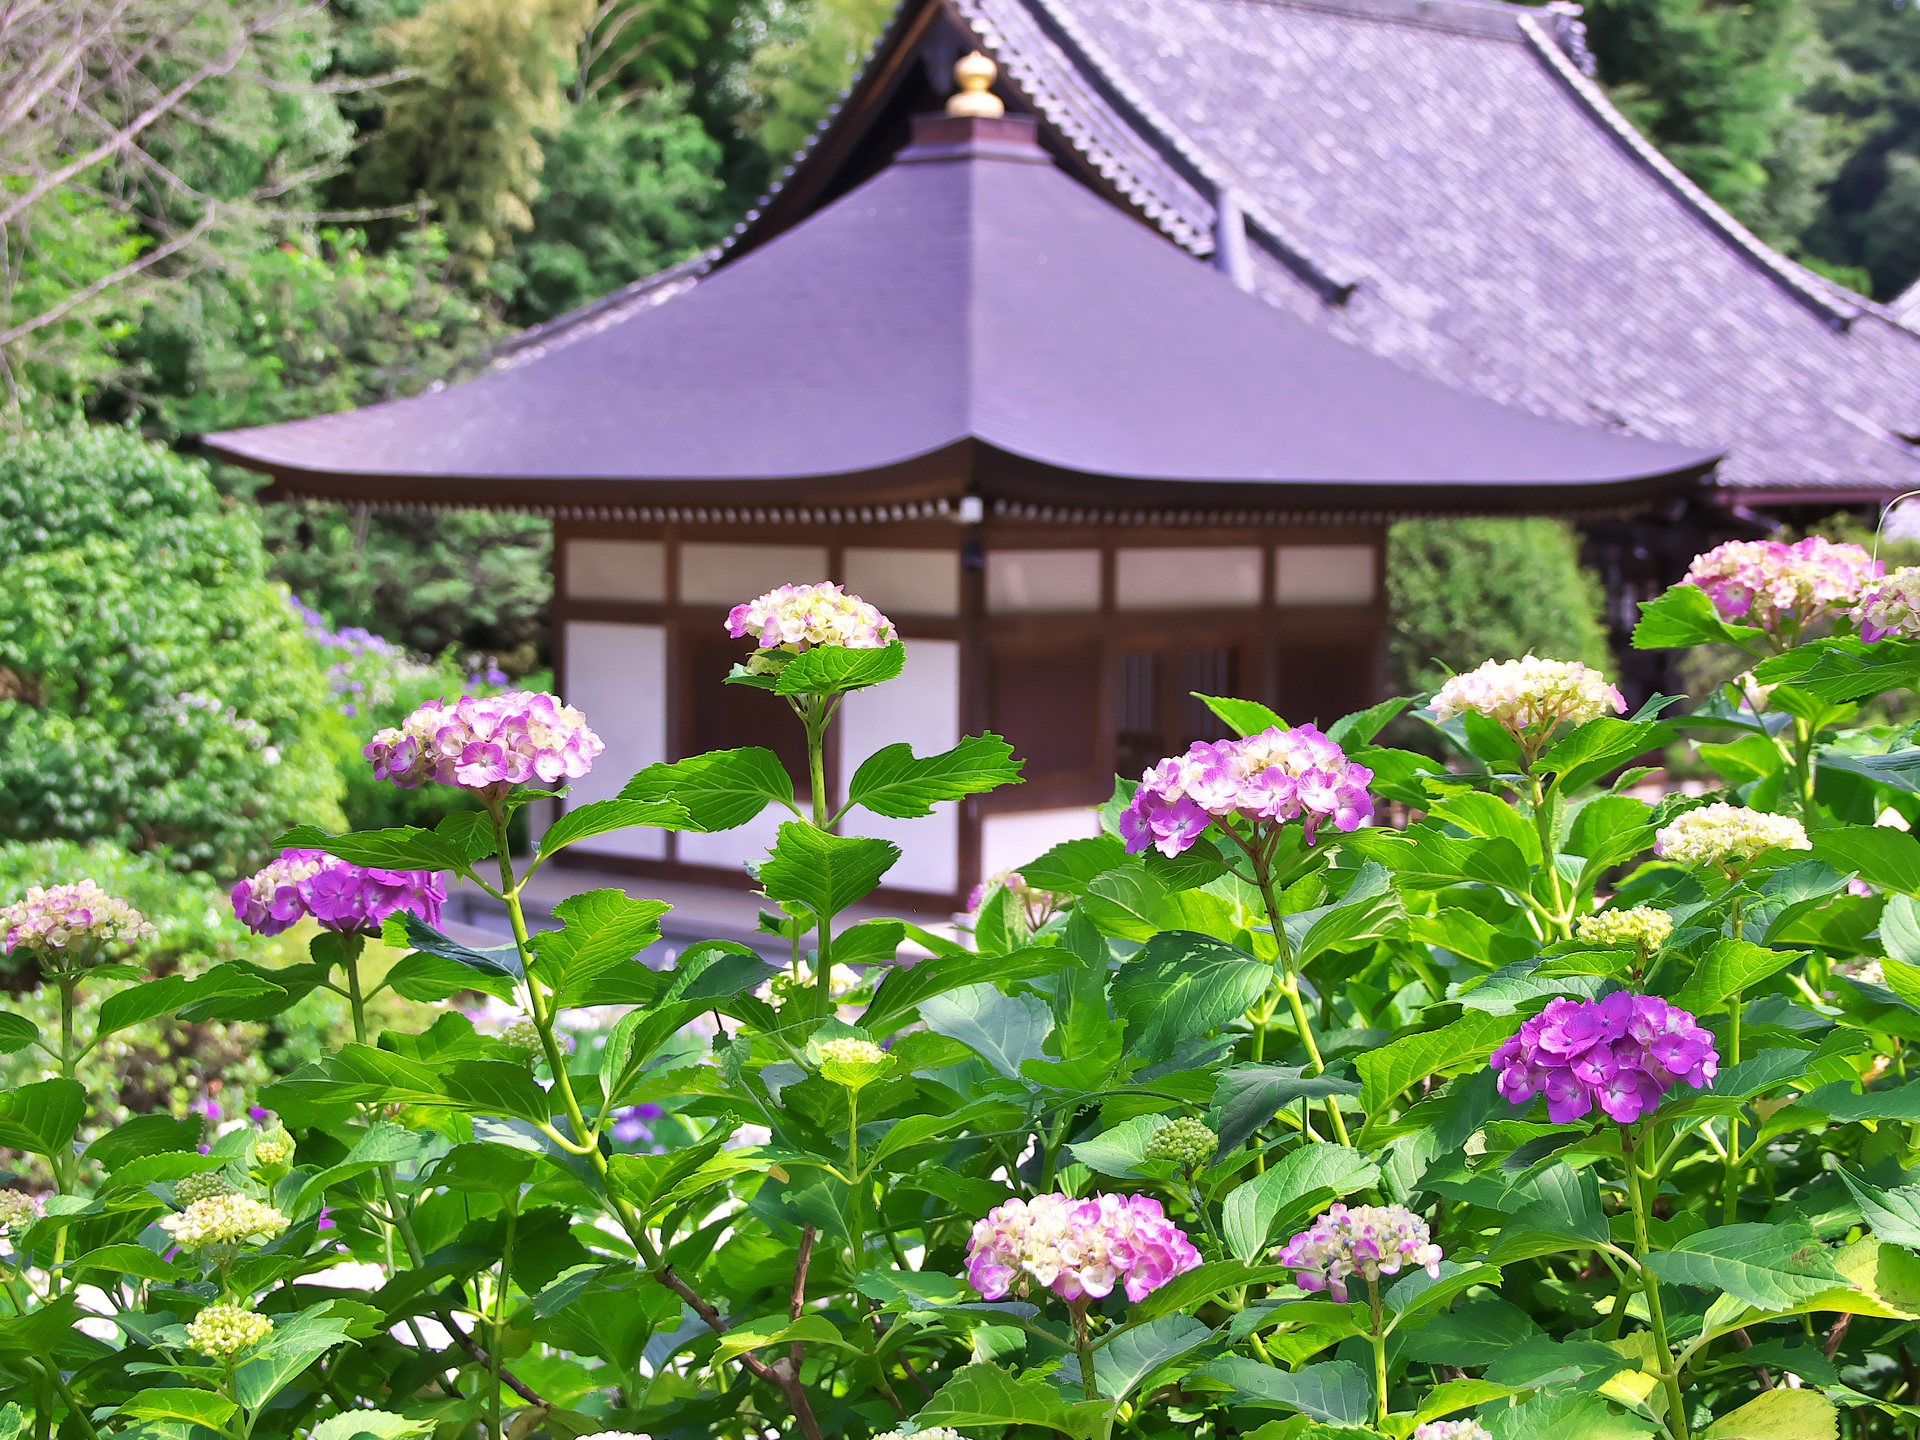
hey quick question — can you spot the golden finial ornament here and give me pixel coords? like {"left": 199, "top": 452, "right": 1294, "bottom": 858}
{"left": 947, "top": 51, "right": 1005, "bottom": 118}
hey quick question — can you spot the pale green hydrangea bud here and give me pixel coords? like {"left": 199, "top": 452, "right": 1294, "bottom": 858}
{"left": 253, "top": 1131, "right": 292, "bottom": 1168}
{"left": 499, "top": 1020, "right": 542, "bottom": 1054}
{"left": 817, "top": 1037, "right": 891, "bottom": 1090}
{"left": 160, "top": 1194, "right": 289, "bottom": 1249}
{"left": 1574, "top": 905, "right": 1674, "bottom": 953}
{"left": 186, "top": 1303, "right": 273, "bottom": 1358}
{"left": 0, "top": 1191, "right": 38, "bottom": 1230}
{"left": 1144, "top": 1117, "right": 1217, "bottom": 1169}
{"left": 172, "top": 1171, "right": 237, "bottom": 1206}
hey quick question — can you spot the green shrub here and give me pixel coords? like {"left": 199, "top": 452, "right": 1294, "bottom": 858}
{"left": 0, "top": 425, "right": 346, "bottom": 872}
{"left": 1386, "top": 517, "right": 1613, "bottom": 693}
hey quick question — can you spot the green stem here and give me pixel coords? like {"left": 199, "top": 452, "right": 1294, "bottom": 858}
{"left": 800, "top": 696, "right": 839, "bottom": 1018}
{"left": 1249, "top": 846, "right": 1350, "bottom": 1145}
{"left": 1367, "top": 1277, "right": 1389, "bottom": 1428}
{"left": 846, "top": 1088, "right": 863, "bottom": 1275}
{"left": 1725, "top": 895, "right": 1744, "bottom": 1226}
{"left": 1278, "top": 974, "right": 1350, "bottom": 1145}
{"left": 491, "top": 1203, "right": 518, "bottom": 1440}
{"left": 1072, "top": 1302, "right": 1099, "bottom": 1402}
{"left": 1626, "top": 1132, "right": 1691, "bottom": 1440}
{"left": 1527, "top": 775, "right": 1571, "bottom": 939}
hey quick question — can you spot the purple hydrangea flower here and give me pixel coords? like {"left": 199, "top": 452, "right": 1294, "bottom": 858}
{"left": 1119, "top": 725, "right": 1374, "bottom": 857}
{"left": 611, "top": 1103, "right": 664, "bottom": 1146}
{"left": 364, "top": 692, "right": 602, "bottom": 794}
{"left": 232, "top": 849, "right": 446, "bottom": 937}
{"left": 1491, "top": 992, "right": 1719, "bottom": 1125}
{"left": 1278, "top": 1202, "right": 1442, "bottom": 1303}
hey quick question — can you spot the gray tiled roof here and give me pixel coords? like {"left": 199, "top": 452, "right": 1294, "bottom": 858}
{"left": 946, "top": 0, "right": 1920, "bottom": 495}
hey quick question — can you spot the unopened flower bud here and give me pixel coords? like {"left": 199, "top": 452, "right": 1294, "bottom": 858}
{"left": 186, "top": 1303, "right": 272, "bottom": 1358}
{"left": 1143, "top": 1117, "right": 1217, "bottom": 1169}
{"left": 817, "top": 1036, "right": 891, "bottom": 1089}
{"left": 172, "top": 1171, "right": 237, "bottom": 1206}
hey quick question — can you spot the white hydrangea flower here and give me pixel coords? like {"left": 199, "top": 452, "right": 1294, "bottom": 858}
{"left": 1654, "top": 803, "right": 1810, "bottom": 869}
{"left": 817, "top": 1037, "right": 891, "bottom": 1088}
{"left": 1853, "top": 565, "right": 1920, "bottom": 642}
{"left": 186, "top": 1303, "right": 272, "bottom": 1358}
{"left": 726, "top": 582, "right": 896, "bottom": 650}
{"left": 1428, "top": 656, "right": 1624, "bottom": 748}
{"left": 763, "top": 961, "right": 862, "bottom": 1006}
{"left": 160, "top": 1194, "right": 290, "bottom": 1250}
{"left": 1574, "top": 906, "right": 1674, "bottom": 952}
{"left": 1413, "top": 1422, "right": 1493, "bottom": 1440}
{"left": 874, "top": 1430, "right": 968, "bottom": 1440}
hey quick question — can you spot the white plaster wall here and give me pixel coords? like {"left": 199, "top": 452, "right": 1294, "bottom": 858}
{"left": 981, "top": 807, "right": 1103, "bottom": 878}
{"left": 561, "top": 622, "right": 668, "bottom": 858}
{"left": 836, "top": 638, "right": 961, "bottom": 895}
{"left": 566, "top": 540, "right": 666, "bottom": 602}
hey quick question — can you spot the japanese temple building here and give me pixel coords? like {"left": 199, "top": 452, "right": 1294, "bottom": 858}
{"left": 203, "top": 14, "right": 1848, "bottom": 907}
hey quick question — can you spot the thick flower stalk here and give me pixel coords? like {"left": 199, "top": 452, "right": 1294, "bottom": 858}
{"left": 1574, "top": 905, "right": 1673, "bottom": 954}
{"left": 1428, "top": 655, "right": 1625, "bottom": 761}
{"left": 1278, "top": 1203, "right": 1442, "bottom": 1304}
{"left": 365, "top": 691, "right": 603, "bottom": 794}
{"left": 1654, "top": 803, "right": 1809, "bottom": 870}
{"left": 1491, "top": 993, "right": 1718, "bottom": 1125}
{"left": 1852, "top": 565, "right": 1920, "bottom": 643}
{"left": 160, "top": 1194, "right": 291, "bottom": 1250}
{"left": 1684, "top": 536, "right": 1879, "bottom": 639}
{"left": 965, "top": 1192, "right": 1201, "bottom": 1306}
{"left": 726, "top": 582, "right": 896, "bottom": 650}
{"left": 1119, "top": 725, "right": 1372, "bottom": 1143}
{"left": 186, "top": 1303, "right": 273, "bottom": 1359}
{"left": 231, "top": 849, "right": 446, "bottom": 937}
{"left": 0, "top": 881, "right": 155, "bottom": 961}
{"left": 1119, "top": 725, "right": 1373, "bottom": 857}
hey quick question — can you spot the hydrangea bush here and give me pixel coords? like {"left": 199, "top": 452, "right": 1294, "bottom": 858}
{"left": 14, "top": 562, "right": 1920, "bottom": 1440}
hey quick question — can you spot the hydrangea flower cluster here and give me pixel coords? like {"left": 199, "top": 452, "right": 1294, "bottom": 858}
{"left": 1492, "top": 992, "right": 1718, "bottom": 1124}
{"left": 966, "top": 1193, "right": 1201, "bottom": 1305}
{"left": 160, "top": 1195, "right": 290, "bottom": 1250}
{"left": 876, "top": 1430, "right": 965, "bottom": 1440}
{"left": 1, "top": 881, "right": 155, "bottom": 958}
{"left": 1277, "top": 1203, "right": 1443, "bottom": 1302}
{"left": 1428, "top": 656, "right": 1625, "bottom": 752}
{"left": 817, "top": 1036, "right": 891, "bottom": 1088}
{"left": 1851, "top": 566, "right": 1920, "bottom": 643}
{"left": 231, "top": 849, "right": 446, "bottom": 938}
{"left": 0, "top": 1191, "right": 38, "bottom": 1230}
{"left": 1574, "top": 905, "right": 1674, "bottom": 952}
{"left": 1412, "top": 1423, "right": 1492, "bottom": 1440}
{"left": 1143, "top": 1117, "right": 1217, "bottom": 1169}
{"left": 186, "top": 1303, "right": 273, "bottom": 1358}
{"left": 965, "top": 870, "right": 1064, "bottom": 931}
{"left": 1654, "top": 803, "right": 1810, "bottom": 869}
{"left": 1119, "top": 725, "right": 1374, "bottom": 857}
{"left": 366, "top": 692, "right": 603, "bottom": 792}
{"left": 1683, "top": 537, "right": 1880, "bottom": 634}
{"left": 726, "top": 582, "right": 896, "bottom": 650}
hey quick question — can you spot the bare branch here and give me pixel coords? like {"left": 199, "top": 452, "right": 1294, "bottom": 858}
{"left": 0, "top": 207, "right": 213, "bottom": 347}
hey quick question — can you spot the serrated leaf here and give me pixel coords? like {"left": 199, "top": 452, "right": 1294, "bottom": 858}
{"left": 1111, "top": 931, "right": 1272, "bottom": 1065}
{"left": 1400, "top": 1297, "right": 1543, "bottom": 1366}
{"left": 774, "top": 640, "right": 906, "bottom": 695}
{"left": 864, "top": 946, "right": 1079, "bottom": 1036}
{"left": 1327, "top": 696, "right": 1412, "bottom": 747}
{"left": 620, "top": 746, "right": 798, "bottom": 830}
{"left": 277, "top": 823, "right": 470, "bottom": 872}
{"left": 1840, "top": 1169, "right": 1920, "bottom": 1247}
{"left": 0, "top": 1014, "right": 30, "bottom": 1055}
{"left": 1019, "top": 836, "right": 1130, "bottom": 896}
{"left": 527, "top": 888, "right": 669, "bottom": 997}
{"left": 1356, "top": 1011, "right": 1516, "bottom": 1115}
{"left": 1061, "top": 1314, "right": 1211, "bottom": 1400}
{"left": 540, "top": 797, "right": 695, "bottom": 856}
{"left": 1537, "top": 718, "right": 1674, "bottom": 793}
{"left": 847, "top": 733, "right": 1022, "bottom": 818}
{"left": 759, "top": 822, "right": 899, "bottom": 919}
{"left": 1197, "top": 1356, "right": 1372, "bottom": 1424}
{"left": 1209, "top": 1065, "right": 1361, "bottom": 1155}
{"left": 921, "top": 983, "right": 1053, "bottom": 1081}
{"left": 96, "top": 964, "right": 284, "bottom": 1037}
{"left": 116, "top": 1389, "right": 237, "bottom": 1425}
{"left": 1193, "top": 693, "right": 1287, "bottom": 738}
{"left": 1700, "top": 1387, "right": 1838, "bottom": 1440}
{"left": 1805, "top": 1078, "right": 1920, "bottom": 1121}
{"left": 381, "top": 911, "right": 522, "bottom": 979}
{"left": 383, "top": 951, "right": 518, "bottom": 1003}
{"left": 0, "top": 1078, "right": 83, "bottom": 1159}
{"left": 1645, "top": 1222, "right": 1844, "bottom": 1309}
{"left": 1673, "top": 938, "right": 1805, "bottom": 1014}
{"left": 914, "top": 1362, "right": 1076, "bottom": 1430}
{"left": 83, "top": 1112, "right": 202, "bottom": 1168}
{"left": 1633, "top": 584, "right": 1765, "bottom": 651}
{"left": 1221, "top": 1146, "right": 1379, "bottom": 1263}
{"left": 308, "top": 1411, "right": 434, "bottom": 1440}
{"left": 1812, "top": 825, "right": 1920, "bottom": 896}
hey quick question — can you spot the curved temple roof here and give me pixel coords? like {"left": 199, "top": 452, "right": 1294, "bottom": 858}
{"left": 204, "top": 113, "right": 1715, "bottom": 512}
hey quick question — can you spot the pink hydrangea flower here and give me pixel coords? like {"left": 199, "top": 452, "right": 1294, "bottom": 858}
{"left": 726, "top": 582, "right": 896, "bottom": 650}
{"left": 1491, "top": 992, "right": 1718, "bottom": 1125}
{"left": 1413, "top": 1423, "right": 1492, "bottom": 1440}
{"left": 1, "top": 881, "right": 155, "bottom": 956}
{"left": 365, "top": 692, "right": 602, "bottom": 794}
{"left": 1684, "top": 537, "right": 1879, "bottom": 636}
{"left": 1278, "top": 1202, "right": 1442, "bottom": 1303}
{"left": 1852, "top": 566, "right": 1920, "bottom": 643}
{"left": 231, "top": 850, "right": 445, "bottom": 937}
{"left": 965, "top": 1193, "right": 1201, "bottom": 1306}
{"left": 1119, "top": 725, "right": 1373, "bottom": 857}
